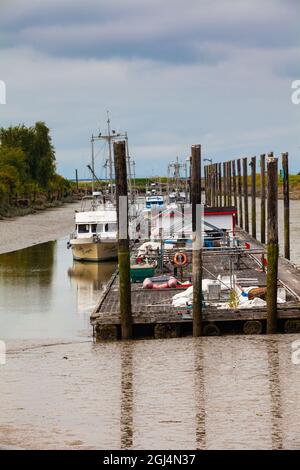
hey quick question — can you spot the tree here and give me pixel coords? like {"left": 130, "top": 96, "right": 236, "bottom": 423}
{"left": 33, "top": 121, "right": 56, "bottom": 187}
{"left": 0, "top": 122, "right": 56, "bottom": 188}
{"left": 0, "top": 146, "right": 28, "bottom": 183}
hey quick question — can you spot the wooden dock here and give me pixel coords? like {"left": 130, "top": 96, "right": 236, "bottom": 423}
{"left": 91, "top": 229, "right": 300, "bottom": 340}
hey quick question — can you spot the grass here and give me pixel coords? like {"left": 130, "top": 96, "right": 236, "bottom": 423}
{"left": 0, "top": 193, "right": 80, "bottom": 219}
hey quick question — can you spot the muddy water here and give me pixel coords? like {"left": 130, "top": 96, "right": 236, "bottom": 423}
{"left": 1, "top": 336, "right": 300, "bottom": 449}
{"left": 1, "top": 204, "right": 300, "bottom": 449}
{"left": 0, "top": 238, "right": 116, "bottom": 340}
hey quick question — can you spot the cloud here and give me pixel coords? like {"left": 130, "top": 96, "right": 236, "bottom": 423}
{"left": 0, "top": 0, "right": 299, "bottom": 176}
{"left": 1, "top": 0, "right": 299, "bottom": 62}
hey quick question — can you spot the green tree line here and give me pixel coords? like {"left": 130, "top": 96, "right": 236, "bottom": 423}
{"left": 0, "top": 122, "right": 72, "bottom": 205}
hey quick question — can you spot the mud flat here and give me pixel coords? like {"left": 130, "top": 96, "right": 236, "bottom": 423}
{"left": 0, "top": 202, "right": 81, "bottom": 254}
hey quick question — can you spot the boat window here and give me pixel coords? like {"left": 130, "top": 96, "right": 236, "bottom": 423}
{"left": 96, "top": 224, "right": 104, "bottom": 232}
{"left": 105, "top": 223, "right": 117, "bottom": 232}
{"left": 91, "top": 224, "right": 97, "bottom": 233}
{"left": 78, "top": 224, "right": 90, "bottom": 233}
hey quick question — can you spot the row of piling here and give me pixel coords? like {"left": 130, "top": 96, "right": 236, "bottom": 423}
{"left": 111, "top": 142, "right": 290, "bottom": 339}
{"left": 204, "top": 153, "right": 290, "bottom": 259}
{"left": 204, "top": 153, "right": 290, "bottom": 334}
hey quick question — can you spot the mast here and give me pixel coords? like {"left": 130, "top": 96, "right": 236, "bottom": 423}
{"left": 91, "top": 134, "right": 95, "bottom": 194}
{"left": 107, "top": 112, "right": 113, "bottom": 196}
{"left": 91, "top": 112, "right": 131, "bottom": 202}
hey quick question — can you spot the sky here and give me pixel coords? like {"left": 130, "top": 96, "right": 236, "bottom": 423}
{"left": 0, "top": 0, "right": 299, "bottom": 178}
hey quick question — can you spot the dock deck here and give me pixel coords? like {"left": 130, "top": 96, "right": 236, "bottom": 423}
{"left": 91, "top": 229, "right": 300, "bottom": 339}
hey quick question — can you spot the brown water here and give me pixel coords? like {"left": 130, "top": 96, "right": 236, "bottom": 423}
{"left": 1, "top": 336, "right": 300, "bottom": 449}
{"left": 1, "top": 204, "right": 300, "bottom": 449}
{"left": 0, "top": 238, "right": 116, "bottom": 340}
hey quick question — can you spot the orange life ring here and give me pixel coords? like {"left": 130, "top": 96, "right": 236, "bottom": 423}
{"left": 174, "top": 252, "right": 187, "bottom": 266}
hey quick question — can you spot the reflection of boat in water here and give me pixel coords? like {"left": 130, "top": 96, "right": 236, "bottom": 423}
{"left": 68, "top": 261, "right": 116, "bottom": 314}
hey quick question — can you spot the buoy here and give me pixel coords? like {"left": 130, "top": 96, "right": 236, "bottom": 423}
{"left": 174, "top": 252, "right": 187, "bottom": 266}
{"left": 143, "top": 278, "right": 153, "bottom": 289}
{"left": 167, "top": 277, "right": 177, "bottom": 288}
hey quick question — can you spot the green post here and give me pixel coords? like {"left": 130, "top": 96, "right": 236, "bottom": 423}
{"left": 251, "top": 156, "right": 257, "bottom": 239}
{"left": 243, "top": 157, "right": 249, "bottom": 232}
{"left": 260, "top": 154, "right": 266, "bottom": 244}
{"left": 191, "top": 144, "right": 202, "bottom": 337}
{"left": 114, "top": 140, "right": 132, "bottom": 340}
{"left": 266, "top": 154, "right": 279, "bottom": 334}
{"left": 237, "top": 159, "right": 243, "bottom": 228}
{"left": 282, "top": 152, "right": 290, "bottom": 260}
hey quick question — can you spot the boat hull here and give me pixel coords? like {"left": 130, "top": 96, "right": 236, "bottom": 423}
{"left": 71, "top": 240, "right": 118, "bottom": 262}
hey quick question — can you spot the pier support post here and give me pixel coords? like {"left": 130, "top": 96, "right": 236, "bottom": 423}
{"left": 210, "top": 164, "right": 215, "bottom": 206}
{"left": 114, "top": 140, "right": 132, "bottom": 340}
{"left": 266, "top": 154, "right": 279, "bottom": 334}
{"left": 243, "top": 157, "right": 249, "bottom": 232}
{"left": 282, "top": 152, "right": 290, "bottom": 260}
{"left": 228, "top": 161, "right": 232, "bottom": 206}
{"left": 218, "top": 162, "right": 222, "bottom": 207}
{"left": 214, "top": 164, "right": 218, "bottom": 207}
{"left": 191, "top": 144, "right": 203, "bottom": 337}
{"left": 260, "top": 154, "right": 266, "bottom": 244}
{"left": 223, "top": 162, "right": 227, "bottom": 207}
{"left": 232, "top": 160, "right": 238, "bottom": 219}
{"left": 237, "top": 159, "right": 243, "bottom": 228}
{"left": 206, "top": 165, "right": 210, "bottom": 206}
{"left": 251, "top": 156, "right": 257, "bottom": 239}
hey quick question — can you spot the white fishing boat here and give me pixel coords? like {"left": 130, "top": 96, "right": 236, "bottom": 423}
{"left": 69, "top": 194, "right": 118, "bottom": 261}
{"left": 68, "top": 113, "right": 136, "bottom": 262}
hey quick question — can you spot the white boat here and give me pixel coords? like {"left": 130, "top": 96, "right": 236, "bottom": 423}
{"left": 69, "top": 195, "right": 118, "bottom": 261}
{"left": 68, "top": 114, "right": 137, "bottom": 262}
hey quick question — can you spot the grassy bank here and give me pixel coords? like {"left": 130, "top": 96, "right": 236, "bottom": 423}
{"left": 0, "top": 190, "right": 81, "bottom": 219}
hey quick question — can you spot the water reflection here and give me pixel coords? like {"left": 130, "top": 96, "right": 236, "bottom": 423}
{"left": 267, "top": 339, "right": 283, "bottom": 450}
{"left": 0, "top": 239, "right": 115, "bottom": 340}
{"left": 193, "top": 339, "right": 206, "bottom": 449}
{"left": 120, "top": 342, "right": 134, "bottom": 449}
{"left": 68, "top": 261, "right": 116, "bottom": 315}
{"left": 0, "top": 241, "right": 55, "bottom": 285}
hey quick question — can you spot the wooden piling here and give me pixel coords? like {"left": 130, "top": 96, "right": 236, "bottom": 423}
{"left": 260, "top": 154, "right": 266, "bottom": 244}
{"left": 223, "top": 162, "right": 227, "bottom": 206}
{"left": 218, "top": 162, "right": 222, "bottom": 207}
{"left": 232, "top": 160, "right": 237, "bottom": 219}
{"left": 237, "top": 159, "right": 243, "bottom": 228}
{"left": 114, "top": 140, "right": 132, "bottom": 339}
{"left": 210, "top": 164, "right": 214, "bottom": 206}
{"left": 206, "top": 165, "right": 210, "bottom": 206}
{"left": 251, "top": 156, "right": 257, "bottom": 239}
{"left": 228, "top": 161, "right": 232, "bottom": 206}
{"left": 191, "top": 144, "right": 202, "bottom": 337}
{"left": 282, "top": 152, "right": 290, "bottom": 260}
{"left": 214, "top": 164, "right": 218, "bottom": 207}
{"left": 243, "top": 157, "right": 249, "bottom": 232}
{"left": 266, "top": 154, "right": 279, "bottom": 334}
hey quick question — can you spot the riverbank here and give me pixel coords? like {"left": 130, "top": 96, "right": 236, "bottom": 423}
{"left": 0, "top": 200, "right": 81, "bottom": 254}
